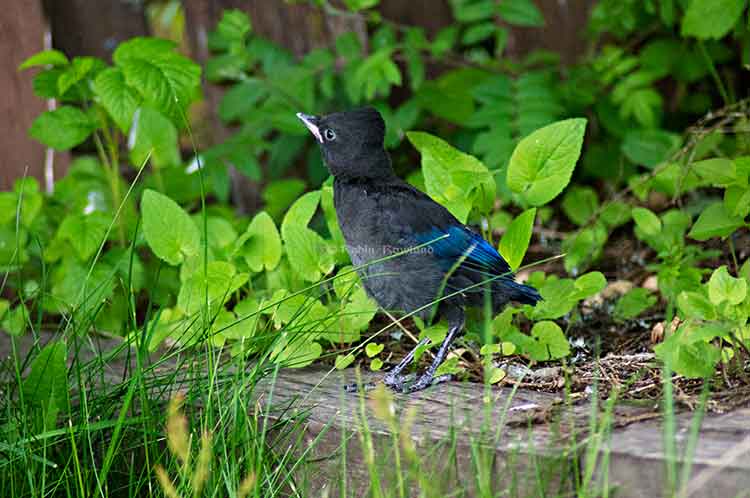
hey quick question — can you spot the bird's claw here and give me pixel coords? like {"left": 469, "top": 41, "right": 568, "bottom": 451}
{"left": 343, "top": 371, "right": 453, "bottom": 394}
{"left": 401, "top": 373, "right": 453, "bottom": 393}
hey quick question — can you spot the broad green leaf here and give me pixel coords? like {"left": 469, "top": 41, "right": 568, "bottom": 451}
{"left": 740, "top": 260, "right": 750, "bottom": 283}
{"left": 281, "top": 191, "right": 334, "bottom": 282}
{"left": 113, "top": 37, "right": 201, "bottom": 124}
{"left": 335, "top": 353, "right": 355, "bottom": 370}
{"left": 461, "top": 22, "right": 498, "bottom": 45}
{"left": 562, "top": 225, "right": 607, "bottom": 274}
{"left": 218, "top": 78, "right": 267, "bottom": 122}
{"left": 655, "top": 334, "right": 720, "bottom": 378}
{"left": 29, "top": 106, "right": 96, "bottom": 150}
{"left": 263, "top": 179, "right": 306, "bottom": 222}
{"left": 691, "top": 158, "right": 736, "bottom": 186}
{"left": 499, "top": 208, "right": 536, "bottom": 270}
{"left": 527, "top": 321, "right": 569, "bottom": 360}
{"left": 621, "top": 129, "right": 680, "bottom": 168}
{"left": 57, "top": 57, "right": 101, "bottom": 95}
{"left": 93, "top": 67, "right": 140, "bottom": 132}
{"left": 600, "top": 201, "right": 632, "bottom": 228}
{"left": 415, "top": 68, "right": 486, "bottom": 123}
{"left": 237, "top": 211, "right": 281, "bottom": 272}
{"left": 2, "top": 304, "right": 28, "bottom": 336}
{"left": 496, "top": 0, "right": 545, "bottom": 26}
{"left": 724, "top": 186, "right": 750, "bottom": 218}
{"left": 177, "top": 261, "right": 248, "bottom": 315}
{"left": 141, "top": 189, "right": 200, "bottom": 265}
{"left": 19, "top": 49, "right": 69, "bottom": 70}
{"left": 344, "top": 0, "right": 379, "bottom": 10}
{"left": 682, "top": 0, "right": 746, "bottom": 40}
{"left": 631, "top": 207, "right": 661, "bottom": 236}
{"left": 129, "top": 107, "right": 180, "bottom": 168}
{"left": 0, "top": 178, "right": 43, "bottom": 227}
{"left": 272, "top": 334, "right": 323, "bottom": 368}
{"left": 487, "top": 366, "right": 506, "bottom": 384}
{"left": 216, "top": 9, "right": 252, "bottom": 45}
{"left": 573, "top": 271, "right": 607, "bottom": 299}
{"left": 370, "top": 358, "right": 384, "bottom": 371}
{"left": 688, "top": 201, "right": 744, "bottom": 241}
{"left": 614, "top": 288, "right": 657, "bottom": 321}
{"left": 22, "top": 340, "right": 68, "bottom": 429}
{"left": 708, "top": 266, "right": 747, "bottom": 306}
{"left": 365, "top": 342, "right": 384, "bottom": 357}
{"left": 561, "top": 186, "right": 598, "bottom": 226}
{"left": 677, "top": 291, "right": 717, "bottom": 320}
{"left": 507, "top": 118, "right": 587, "bottom": 206}
{"left": 57, "top": 211, "right": 111, "bottom": 261}
{"left": 407, "top": 131, "right": 495, "bottom": 222}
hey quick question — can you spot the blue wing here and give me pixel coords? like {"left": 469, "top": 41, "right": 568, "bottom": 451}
{"left": 415, "top": 225, "right": 511, "bottom": 277}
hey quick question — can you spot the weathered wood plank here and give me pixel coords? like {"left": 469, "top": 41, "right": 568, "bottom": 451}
{"left": 3, "top": 332, "right": 750, "bottom": 497}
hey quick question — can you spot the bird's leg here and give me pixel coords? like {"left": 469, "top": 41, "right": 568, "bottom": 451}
{"left": 382, "top": 337, "right": 429, "bottom": 391}
{"left": 404, "top": 320, "right": 463, "bottom": 393}
{"left": 343, "top": 337, "right": 429, "bottom": 393}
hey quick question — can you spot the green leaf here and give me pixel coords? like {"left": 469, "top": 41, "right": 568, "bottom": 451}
{"left": 691, "top": 158, "right": 736, "bottom": 186}
{"left": 113, "top": 37, "right": 201, "bottom": 124}
{"left": 335, "top": 353, "right": 355, "bottom": 370}
{"left": 486, "top": 366, "right": 506, "bottom": 384}
{"left": 621, "top": 129, "right": 680, "bottom": 168}
{"left": 507, "top": 118, "right": 587, "bottom": 206}
{"left": 93, "top": 67, "right": 140, "bottom": 132}
{"left": 370, "top": 358, "right": 384, "bottom": 371}
{"left": 499, "top": 208, "right": 536, "bottom": 270}
{"left": 677, "top": 291, "right": 717, "bottom": 320}
{"left": 724, "top": 186, "right": 750, "bottom": 218}
{"left": 407, "top": 131, "right": 495, "bottom": 222}
{"left": 281, "top": 191, "right": 334, "bottom": 282}
{"left": 688, "top": 201, "right": 744, "bottom": 241}
{"left": 631, "top": 207, "right": 662, "bottom": 237}
{"left": 57, "top": 212, "right": 111, "bottom": 261}
{"left": 57, "top": 57, "right": 100, "bottom": 95}
{"left": 216, "top": 9, "right": 252, "bottom": 45}
{"left": 177, "top": 261, "right": 248, "bottom": 315}
{"left": 22, "top": 340, "right": 68, "bottom": 429}
{"left": 2, "top": 304, "right": 28, "bottom": 336}
{"left": 614, "top": 288, "right": 657, "bottom": 321}
{"left": 682, "top": 0, "right": 747, "bottom": 40}
{"left": 19, "top": 49, "right": 69, "bottom": 70}
{"left": 573, "top": 271, "right": 607, "bottom": 299}
{"left": 600, "top": 201, "right": 632, "bottom": 228}
{"left": 218, "top": 78, "right": 267, "bottom": 122}
{"left": 461, "top": 22, "right": 498, "bottom": 45}
{"left": 365, "top": 342, "right": 384, "bottom": 357}
{"left": 344, "top": 0, "right": 380, "bottom": 10}
{"left": 708, "top": 266, "right": 747, "bottom": 306}
{"left": 141, "top": 189, "right": 200, "bottom": 265}
{"left": 527, "top": 321, "right": 569, "bottom": 361}
{"left": 29, "top": 106, "right": 96, "bottom": 150}
{"left": 496, "top": 0, "right": 545, "bottom": 26}
{"left": 129, "top": 107, "right": 180, "bottom": 168}
{"left": 561, "top": 186, "right": 599, "bottom": 226}
{"left": 237, "top": 211, "right": 281, "bottom": 272}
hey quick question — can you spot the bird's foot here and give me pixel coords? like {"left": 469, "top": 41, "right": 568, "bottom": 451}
{"left": 343, "top": 372, "right": 452, "bottom": 394}
{"left": 401, "top": 373, "right": 452, "bottom": 393}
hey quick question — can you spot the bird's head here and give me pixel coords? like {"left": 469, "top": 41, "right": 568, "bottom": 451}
{"left": 296, "top": 107, "right": 392, "bottom": 180}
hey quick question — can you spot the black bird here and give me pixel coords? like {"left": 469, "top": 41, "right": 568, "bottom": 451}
{"left": 297, "top": 107, "right": 541, "bottom": 393}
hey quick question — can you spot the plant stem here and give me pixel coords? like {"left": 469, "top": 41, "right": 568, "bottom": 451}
{"left": 698, "top": 41, "right": 731, "bottom": 106}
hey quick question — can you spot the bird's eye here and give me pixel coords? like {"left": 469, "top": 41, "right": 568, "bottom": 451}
{"left": 324, "top": 129, "right": 336, "bottom": 141}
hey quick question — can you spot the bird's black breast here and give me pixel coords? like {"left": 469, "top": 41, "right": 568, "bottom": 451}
{"left": 333, "top": 177, "right": 452, "bottom": 319}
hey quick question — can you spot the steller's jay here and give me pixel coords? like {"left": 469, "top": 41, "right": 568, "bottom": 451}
{"left": 297, "top": 107, "right": 541, "bottom": 393}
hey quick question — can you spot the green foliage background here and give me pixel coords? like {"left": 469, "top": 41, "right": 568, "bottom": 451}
{"left": 4, "top": 0, "right": 750, "bottom": 380}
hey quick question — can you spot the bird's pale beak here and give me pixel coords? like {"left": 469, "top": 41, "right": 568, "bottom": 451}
{"left": 296, "top": 112, "right": 323, "bottom": 143}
